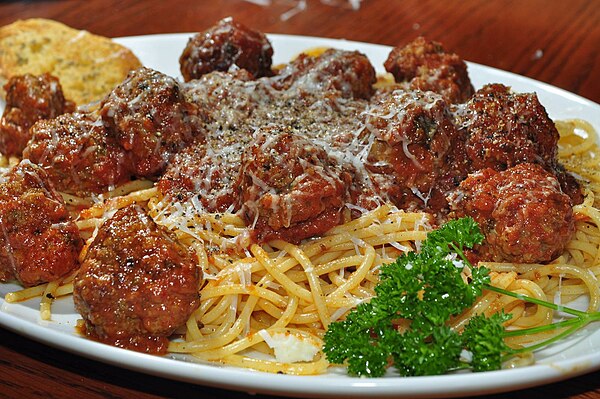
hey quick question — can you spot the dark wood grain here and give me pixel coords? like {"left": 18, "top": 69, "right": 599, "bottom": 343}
{"left": 0, "top": 1, "right": 598, "bottom": 398}
{"left": 0, "top": 0, "right": 597, "bottom": 102}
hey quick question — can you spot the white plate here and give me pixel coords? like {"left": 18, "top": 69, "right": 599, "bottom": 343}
{"left": 1, "top": 33, "right": 600, "bottom": 399}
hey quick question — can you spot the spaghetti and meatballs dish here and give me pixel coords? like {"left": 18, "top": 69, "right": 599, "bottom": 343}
{"left": 0, "top": 17, "right": 599, "bottom": 376}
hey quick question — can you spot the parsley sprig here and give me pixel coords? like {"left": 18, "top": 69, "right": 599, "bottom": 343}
{"left": 323, "top": 217, "right": 600, "bottom": 377}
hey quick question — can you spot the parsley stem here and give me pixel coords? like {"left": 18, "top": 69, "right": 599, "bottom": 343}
{"left": 484, "top": 282, "right": 600, "bottom": 358}
{"left": 449, "top": 243, "right": 468, "bottom": 265}
{"left": 483, "top": 284, "right": 588, "bottom": 317}
{"left": 503, "top": 317, "right": 583, "bottom": 337}
{"left": 509, "top": 322, "right": 583, "bottom": 354}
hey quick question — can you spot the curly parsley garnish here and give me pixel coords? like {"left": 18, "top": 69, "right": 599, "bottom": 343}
{"left": 323, "top": 217, "right": 600, "bottom": 377}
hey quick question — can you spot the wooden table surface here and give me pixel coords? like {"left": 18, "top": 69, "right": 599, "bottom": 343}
{"left": 0, "top": 1, "right": 599, "bottom": 398}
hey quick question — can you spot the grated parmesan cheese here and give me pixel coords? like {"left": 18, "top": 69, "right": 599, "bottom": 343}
{"left": 258, "top": 329, "right": 320, "bottom": 363}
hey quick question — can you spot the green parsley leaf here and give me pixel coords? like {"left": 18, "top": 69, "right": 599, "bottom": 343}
{"left": 462, "top": 312, "right": 512, "bottom": 372}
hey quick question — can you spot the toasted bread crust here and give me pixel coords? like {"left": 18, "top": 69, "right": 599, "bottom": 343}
{"left": 0, "top": 18, "right": 142, "bottom": 105}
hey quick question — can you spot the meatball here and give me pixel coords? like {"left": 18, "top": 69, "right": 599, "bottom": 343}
{"left": 0, "top": 73, "right": 75, "bottom": 156}
{"left": 179, "top": 17, "right": 274, "bottom": 81}
{"left": 23, "top": 112, "right": 132, "bottom": 195}
{"left": 237, "top": 127, "right": 348, "bottom": 244}
{"left": 181, "top": 70, "right": 267, "bottom": 131}
{"left": 99, "top": 67, "right": 202, "bottom": 177}
{"left": 448, "top": 163, "right": 575, "bottom": 264}
{"left": 157, "top": 138, "right": 242, "bottom": 213}
{"left": 384, "top": 37, "right": 474, "bottom": 104}
{"left": 362, "top": 90, "right": 466, "bottom": 214}
{"left": 270, "top": 49, "right": 376, "bottom": 100}
{"left": 0, "top": 160, "right": 82, "bottom": 286}
{"left": 73, "top": 204, "right": 201, "bottom": 354}
{"left": 461, "top": 84, "right": 559, "bottom": 171}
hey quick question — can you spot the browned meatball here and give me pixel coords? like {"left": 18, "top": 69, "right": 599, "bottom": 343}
{"left": 73, "top": 204, "right": 201, "bottom": 354}
{"left": 99, "top": 67, "right": 202, "bottom": 178}
{"left": 157, "top": 138, "right": 241, "bottom": 213}
{"left": 180, "top": 17, "right": 274, "bottom": 81}
{"left": 270, "top": 49, "right": 376, "bottom": 100}
{"left": 384, "top": 37, "right": 474, "bottom": 103}
{"left": 362, "top": 90, "right": 466, "bottom": 214}
{"left": 0, "top": 73, "right": 75, "bottom": 156}
{"left": 237, "top": 127, "right": 348, "bottom": 244}
{"left": 448, "top": 163, "right": 575, "bottom": 264}
{"left": 461, "top": 84, "right": 559, "bottom": 172}
{"left": 23, "top": 112, "right": 132, "bottom": 195}
{"left": 181, "top": 70, "right": 266, "bottom": 131}
{"left": 0, "top": 160, "right": 82, "bottom": 286}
